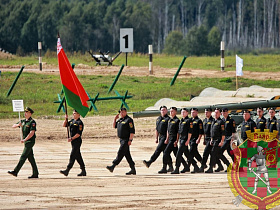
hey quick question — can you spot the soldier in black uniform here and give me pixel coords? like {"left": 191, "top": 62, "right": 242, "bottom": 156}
{"left": 158, "top": 107, "right": 188, "bottom": 174}
{"left": 214, "top": 107, "right": 236, "bottom": 172}
{"left": 106, "top": 108, "right": 136, "bottom": 175}
{"left": 185, "top": 108, "right": 203, "bottom": 173}
{"left": 240, "top": 110, "right": 256, "bottom": 141}
{"left": 255, "top": 107, "right": 266, "bottom": 131}
{"left": 267, "top": 108, "right": 278, "bottom": 137}
{"left": 198, "top": 108, "right": 214, "bottom": 173}
{"left": 8, "top": 107, "right": 39, "bottom": 178}
{"left": 143, "top": 106, "right": 170, "bottom": 169}
{"left": 60, "top": 110, "right": 86, "bottom": 176}
{"left": 171, "top": 108, "right": 198, "bottom": 174}
{"left": 205, "top": 108, "right": 229, "bottom": 173}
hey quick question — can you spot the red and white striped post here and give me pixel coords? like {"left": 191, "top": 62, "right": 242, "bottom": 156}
{"left": 149, "top": 45, "right": 153, "bottom": 75}
{"left": 38, "top": 42, "right": 42, "bottom": 71}
{"left": 220, "top": 41, "right": 225, "bottom": 71}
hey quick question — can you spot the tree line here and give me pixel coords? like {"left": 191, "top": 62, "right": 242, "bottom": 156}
{"left": 0, "top": 0, "right": 279, "bottom": 56}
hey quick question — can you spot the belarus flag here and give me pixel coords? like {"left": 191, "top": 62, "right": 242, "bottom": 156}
{"left": 57, "top": 37, "right": 89, "bottom": 117}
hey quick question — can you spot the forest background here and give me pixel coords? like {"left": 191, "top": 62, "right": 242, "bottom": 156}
{"left": 1, "top": 0, "right": 280, "bottom": 56}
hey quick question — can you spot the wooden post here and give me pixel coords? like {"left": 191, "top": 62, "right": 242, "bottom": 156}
{"left": 38, "top": 42, "right": 42, "bottom": 71}
{"left": 220, "top": 41, "right": 225, "bottom": 71}
{"left": 149, "top": 45, "right": 153, "bottom": 75}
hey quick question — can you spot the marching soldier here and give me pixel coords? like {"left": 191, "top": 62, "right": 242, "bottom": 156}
{"left": 240, "top": 110, "right": 256, "bottom": 141}
{"left": 185, "top": 108, "right": 203, "bottom": 173}
{"left": 60, "top": 110, "right": 86, "bottom": 176}
{"left": 8, "top": 107, "right": 39, "bottom": 178}
{"left": 143, "top": 106, "right": 173, "bottom": 170}
{"left": 158, "top": 107, "right": 188, "bottom": 174}
{"left": 255, "top": 107, "right": 266, "bottom": 131}
{"left": 267, "top": 108, "right": 278, "bottom": 138}
{"left": 198, "top": 108, "right": 214, "bottom": 173}
{"left": 106, "top": 108, "right": 136, "bottom": 175}
{"left": 218, "top": 107, "right": 236, "bottom": 167}
{"left": 171, "top": 108, "right": 198, "bottom": 174}
{"left": 205, "top": 108, "right": 229, "bottom": 173}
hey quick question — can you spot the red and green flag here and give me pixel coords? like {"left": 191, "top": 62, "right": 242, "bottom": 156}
{"left": 57, "top": 38, "right": 89, "bottom": 117}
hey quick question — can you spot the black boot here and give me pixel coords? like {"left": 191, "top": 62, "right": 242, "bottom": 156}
{"left": 167, "top": 163, "right": 174, "bottom": 172}
{"left": 28, "top": 175, "right": 39, "bottom": 179}
{"left": 181, "top": 162, "right": 190, "bottom": 173}
{"left": 158, "top": 164, "right": 168, "bottom": 174}
{"left": 205, "top": 167, "right": 213, "bottom": 173}
{"left": 191, "top": 164, "right": 200, "bottom": 173}
{"left": 60, "top": 168, "right": 70, "bottom": 176}
{"left": 197, "top": 166, "right": 204, "bottom": 173}
{"left": 106, "top": 164, "right": 116, "bottom": 173}
{"left": 126, "top": 166, "right": 136, "bottom": 175}
{"left": 77, "top": 168, "right": 86, "bottom": 176}
{"left": 143, "top": 160, "right": 152, "bottom": 168}
{"left": 171, "top": 167, "right": 180, "bottom": 174}
{"left": 215, "top": 165, "right": 224, "bottom": 172}
{"left": 8, "top": 171, "right": 17, "bottom": 177}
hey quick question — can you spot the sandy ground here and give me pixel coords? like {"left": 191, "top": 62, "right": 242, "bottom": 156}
{"left": 1, "top": 63, "right": 280, "bottom": 81}
{"left": 0, "top": 116, "right": 251, "bottom": 210}
{"left": 1, "top": 63, "right": 277, "bottom": 209}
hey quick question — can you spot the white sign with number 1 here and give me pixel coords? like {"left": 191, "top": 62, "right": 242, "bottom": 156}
{"left": 120, "top": 28, "right": 133, "bottom": 53}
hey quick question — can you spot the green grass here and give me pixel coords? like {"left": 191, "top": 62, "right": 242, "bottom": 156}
{"left": 2, "top": 53, "right": 280, "bottom": 72}
{"left": 1, "top": 71, "right": 280, "bottom": 119}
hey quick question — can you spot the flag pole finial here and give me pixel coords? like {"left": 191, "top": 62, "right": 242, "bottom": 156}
{"left": 57, "top": 32, "right": 60, "bottom": 38}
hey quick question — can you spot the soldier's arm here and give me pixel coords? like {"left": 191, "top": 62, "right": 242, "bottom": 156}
{"left": 68, "top": 133, "right": 81, "bottom": 142}
{"left": 196, "top": 134, "right": 202, "bottom": 144}
{"left": 185, "top": 133, "right": 192, "bottom": 146}
{"left": 155, "top": 130, "right": 159, "bottom": 143}
{"left": 21, "top": 130, "right": 35, "bottom": 143}
{"left": 12, "top": 123, "right": 21, "bottom": 128}
{"left": 62, "top": 114, "right": 68, "bottom": 127}
{"left": 113, "top": 114, "right": 119, "bottom": 128}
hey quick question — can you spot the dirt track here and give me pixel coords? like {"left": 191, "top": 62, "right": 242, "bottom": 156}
{"left": 1, "top": 64, "right": 280, "bottom": 80}
{"left": 0, "top": 116, "right": 248, "bottom": 210}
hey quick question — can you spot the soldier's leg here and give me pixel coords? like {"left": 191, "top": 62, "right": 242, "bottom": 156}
{"left": 206, "top": 145, "right": 219, "bottom": 173}
{"left": 201, "top": 141, "right": 211, "bottom": 167}
{"left": 14, "top": 145, "right": 33, "bottom": 174}
{"left": 112, "top": 140, "right": 127, "bottom": 166}
{"left": 27, "top": 148, "right": 39, "bottom": 176}
{"left": 198, "top": 141, "right": 212, "bottom": 172}
{"left": 190, "top": 141, "right": 202, "bottom": 163}
{"left": 159, "top": 141, "right": 173, "bottom": 173}
{"left": 149, "top": 136, "right": 167, "bottom": 162}
{"left": 124, "top": 145, "right": 135, "bottom": 168}
{"left": 75, "top": 148, "right": 85, "bottom": 170}
{"left": 67, "top": 142, "right": 81, "bottom": 170}
{"left": 189, "top": 141, "right": 200, "bottom": 173}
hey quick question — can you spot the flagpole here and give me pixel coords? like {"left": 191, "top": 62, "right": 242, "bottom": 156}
{"left": 236, "top": 75, "right": 238, "bottom": 90}
{"left": 64, "top": 100, "right": 70, "bottom": 139}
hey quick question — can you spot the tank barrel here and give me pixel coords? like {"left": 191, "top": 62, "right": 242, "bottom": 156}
{"left": 133, "top": 99, "right": 280, "bottom": 118}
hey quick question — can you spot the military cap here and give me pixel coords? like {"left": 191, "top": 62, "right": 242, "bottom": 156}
{"left": 257, "top": 107, "right": 263, "bottom": 111}
{"left": 170, "top": 107, "right": 177, "bottom": 111}
{"left": 205, "top": 108, "right": 212, "bottom": 112}
{"left": 182, "top": 108, "right": 189, "bottom": 112}
{"left": 222, "top": 107, "right": 228, "bottom": 112}
{"left": 191, "top": 108, "right": 198, "bottom": 111}
{"left": 243, "top": 109, "right": 251, "bottom": 113}
{"left": 215, "top": 107, "right": 222, "bottom": 112}
{"left": 269, "top": 107, "right": 276, "bottom": 111}
{"left": 25, "top": 107, "right": 34, "bottom": 114}
{"left": 159, "top": 105, "right": 167, "bottom": 110}
{"left": 118, "top": 107, "right": 127, "bottom": 113}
